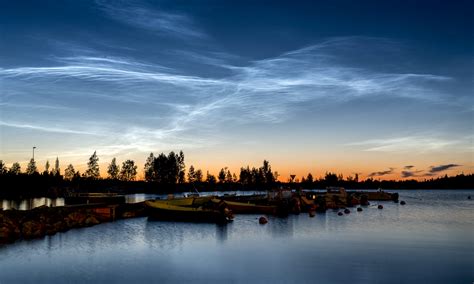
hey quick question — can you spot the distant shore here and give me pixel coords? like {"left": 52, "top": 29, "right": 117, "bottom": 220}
{"left": 1, "top": 173, "right": 472, "bottom": 200}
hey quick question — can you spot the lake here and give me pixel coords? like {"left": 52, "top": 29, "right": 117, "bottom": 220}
{"left": 0, "top": 190, "right": 473, "bottom": 283}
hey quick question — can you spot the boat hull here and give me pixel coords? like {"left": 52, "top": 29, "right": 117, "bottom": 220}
{"left": 145, "top": 200, "right": 231, "bottom": 223}
{"left": 223, "top": 200, "right": 277, "bottom": 214}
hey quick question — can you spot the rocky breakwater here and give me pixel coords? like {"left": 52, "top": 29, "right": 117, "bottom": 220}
{"left": 0, "top": 202, "right": 147, "bottom": 244}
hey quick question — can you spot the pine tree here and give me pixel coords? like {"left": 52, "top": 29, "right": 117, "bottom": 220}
{"left": 188, "top": 165, "right": 196, "bottom": 183}
{"left": 144, "top": 153, "right": 154, "bottom": 182}
{"left": 206, "top": 171, "right": 216, "bottom": 184}
{"left": 107, "top": 158, "right": 120, "bottom": 179}
{"left": 52, "top": 157, "right": 60, "bottom": 176}
{"left": 65, "top": 164, "right": 75, "bottom": 181}
{"left": 9, "top": 162, "right": 21, "bottom": 175}
{"left": 26, "top": 158, "right": 37, "bottom": 175}
{"left": 43, "top": 160, "right": 50, "bottom": 175}
{"left": 85, "top": 151, "right": 100, "bottom": 179}
{"left": 195, "top": 169, "right": 203, "bottom": 182}
{"left": 0, "top": 160, "right": 7, "bottom": 175}
{"left": 120, "top": 160, "right": 137, "bottom": 181}
{"left": 177, "top": 151, "right": 186, "bottom": 183}
{"left": 218, "top": 168, "right": 226, "bottom": 183}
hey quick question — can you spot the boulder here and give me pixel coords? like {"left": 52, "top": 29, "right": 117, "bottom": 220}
{"left": 21, "top": 220, "right": 46, "bottom": 239}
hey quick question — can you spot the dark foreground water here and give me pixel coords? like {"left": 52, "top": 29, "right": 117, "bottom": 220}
{"left": 1, "top": 190, "right": 473, "bottom": 283}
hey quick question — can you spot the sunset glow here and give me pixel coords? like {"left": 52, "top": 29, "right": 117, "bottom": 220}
{"left": 1, "top": 1, "right": 472, "bottom": 181}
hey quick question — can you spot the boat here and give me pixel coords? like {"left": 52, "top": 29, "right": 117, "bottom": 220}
{"left": 145, "top": 199, "right": 233, "bottom": 223}
{"left": 162, "top": 196, "right": 215, "bottom": 207}
{"left": 64, "top": 192, "right": 126, "bottom": 205}
{"left": 221, "top": 200, "right": 278, "bottom": 214}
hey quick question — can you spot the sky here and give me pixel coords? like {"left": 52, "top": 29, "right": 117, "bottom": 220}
{"left": 0, "top": 0, "right": 473, "bottom": 180}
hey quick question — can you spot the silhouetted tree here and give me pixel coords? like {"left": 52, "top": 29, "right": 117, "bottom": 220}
{"left": 206, "top": 171, "right": 216, "bottom": 184}
{"left": 225, "top": 170, "right": 233, "bottom": 183}
{"left": 177, "top": 151, "right": 186, "bottom": 184}
{"left": 0, "top": 160, "right": 7, "bottom": 175}
{"left": 65, "top": 164, "right": 75, "bottom": 181}
{"left": 306, "top": 173, "right": 314, "bottom": 184}
{"left": 9, "top": 162, "right": 21, "bottom": 175}
{"left": 26, "top": 158, "right": 37, "bottom": 175}
{"left": 325, "top": 172, "right": 338, "bottom": 185}
{"left": 85, "top": 151, "right": 100, "bottom": 179}
{"left": 195, "top": 169, "right": 203, "bottom": 183}
{"left": 120, "top": 160, "right": 137, "bottom": 181}
{"left": 152, "top": 151, "right": 181, "bottom": 184}
{"left": 262, "top": 160, "right": 275, "bottom": 184}
{"left": 43, "top": 160, "right": 50, "bottom": 175}
{"left": 144, "top": 153, "right": 155, "bottom": 182}
{"left": 107, "top": 158, "right": 120, "bottom": 179}
{"left": 218, "top": 168, "right": 226, "bottom": 183}
{"left": 188, "top": 165, "right": 196, "bottom": 183}
{"left": 52, "top": 157, "right": 60, "bottom": 176}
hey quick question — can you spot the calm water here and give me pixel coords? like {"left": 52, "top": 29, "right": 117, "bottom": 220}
{"left": 1, "top": 190, "right": 473, "bottom": 283}
{"left": 0, "top": 191, "right": 265, "bottom": 210}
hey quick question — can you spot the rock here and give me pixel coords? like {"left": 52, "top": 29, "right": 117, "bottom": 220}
{"left": 309, "top": 211, "right": 316, "bottom": 217}
{"left": 21, "top": 220, "right": 45, "bottom": 239}
{"left": 378, "top": 205, "right": 383, "bottom": 209}
{"left": 400, "top": 201, "right": 406, "bottom": 205}
{"left": 357, "top": 207, "right": 363, "bottom": 212}
{"left": 84, "top": 216, "right": 100, "bottom": 227}
{"left": 344, "top": 209, "right": 350, "bottom": 214}
{"left": 259, "top": 216, "right": 268, "bottom": 224}
{"left": 337, "top": 212, "right": 343, "bottom": 216}
{"left": 66, "top": 212, "right": 87, "bottom": 228}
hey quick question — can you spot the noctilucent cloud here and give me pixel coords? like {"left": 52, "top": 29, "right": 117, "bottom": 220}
{"left": 0, "top": 0, "right": 473, "bottom": 180}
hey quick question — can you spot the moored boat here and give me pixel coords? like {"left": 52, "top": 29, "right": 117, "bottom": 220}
{"left": 145, "top": 199, "right": 233, "bottom": 223}
{"left": 221, "top": 200, "right": 278, "bottom": 214}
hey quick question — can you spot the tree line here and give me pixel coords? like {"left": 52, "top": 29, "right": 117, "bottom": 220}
{"left": 1, "top": 151, "right": 473, "bottom": 195}
{"left": 0, "top": 151, "right": 278, "bottom": 187}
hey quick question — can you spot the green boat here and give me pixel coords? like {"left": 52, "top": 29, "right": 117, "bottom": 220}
{"left": 145, "top": 199, "right": 233, "bottom": 223}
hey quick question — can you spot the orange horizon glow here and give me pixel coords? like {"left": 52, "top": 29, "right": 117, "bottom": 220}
{"left": 5, "top": 158, "right": 472, "bottom": 182}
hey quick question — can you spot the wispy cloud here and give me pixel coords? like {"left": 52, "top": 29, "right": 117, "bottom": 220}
{"left": 401, "top": 169, "right": 424, "bottom": 178}
{"left": 95, "top": 0, "right": 205, "bottom": 39}
{"left": 368, "top": 168, "right": 395, "bottom": 177}
{"left": 349, "top": 136, "right": 461, "bottom": 153}
{"left": 0, "top": 121, "right": 101, "bottom": 136}
{"left": 0, "top": 36, "right": 463, "bottom": 159}
{"left": 428, "top": 164, "right": 460, "bottom": 173}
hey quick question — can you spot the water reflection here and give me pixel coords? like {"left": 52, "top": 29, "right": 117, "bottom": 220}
{"left": 1, "top": 198, "right": 65, "bottom": 210}
{"left": 216, "top": 223, "right": 228, "bottom": 243}
{"left": 0, "top": 190, "right": 473, "bottom": 284}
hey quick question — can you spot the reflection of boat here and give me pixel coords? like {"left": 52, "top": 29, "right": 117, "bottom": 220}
{"left": 222, "top": 200, "right": 277, "bottom": 214}
{"left": 145, "top": 199, "right": 233, "bottom": 223}
{"left": 64, "top": 193, "right": 125, "bottom": 205}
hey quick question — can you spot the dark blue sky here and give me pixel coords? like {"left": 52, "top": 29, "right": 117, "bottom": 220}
{"left": 0, "top": 0, "right": 472, "bottom": 179}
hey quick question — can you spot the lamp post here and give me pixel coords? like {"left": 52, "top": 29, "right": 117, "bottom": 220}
{"left": 33, "top": 146, "right": 36, "bottom": 160}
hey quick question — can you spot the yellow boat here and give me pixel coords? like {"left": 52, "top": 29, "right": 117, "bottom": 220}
{"left": 221, "top": 200, "right": 278, "bottom": 214}
{"left": 145, "top": 199, "right": 233, "bottom": 223}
